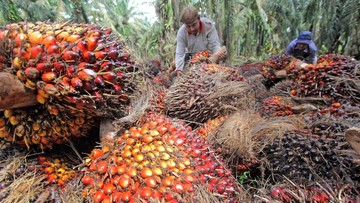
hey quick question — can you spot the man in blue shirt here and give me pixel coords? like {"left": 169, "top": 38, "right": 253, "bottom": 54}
{"left": 286, "top": 31, "right": 318, "bottom": 64}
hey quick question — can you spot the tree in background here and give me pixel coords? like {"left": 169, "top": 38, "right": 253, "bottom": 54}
{"left": 0, "top": 0, "right": 359, "bottom": 66}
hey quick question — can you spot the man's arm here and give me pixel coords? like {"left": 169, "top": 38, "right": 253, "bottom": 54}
{"left": 206, "top": 24, "right": 221, "bottom": 54}
{"left": 306, "top": 42, "right": 318, "bottom": 64}
{"left": 286, "top": 40, "right": 296, "bottom": 55}
{"left": 175, "top": 28, "right": 187, "bottom": 72}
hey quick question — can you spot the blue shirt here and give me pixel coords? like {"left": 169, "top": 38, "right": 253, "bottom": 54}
{"left": 286, "top": 39, "right": 318, "bottom": 64}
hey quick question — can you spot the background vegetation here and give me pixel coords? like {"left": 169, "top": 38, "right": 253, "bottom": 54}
{"left": 0, "top": 0, "right": 359, "bottom": 66}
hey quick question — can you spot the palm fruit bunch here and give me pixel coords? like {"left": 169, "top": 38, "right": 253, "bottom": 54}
{"left": 287, "top": 54, "right": 360, "bottom": 104}
{"left": 260, "top": 54, "right": 295, "bottom": 83}
{"left": 80, "top": 114, "right": 240, "bottom": 203}
{"left": 189, "top": 50, "right": 211, "bottom": 64}
{"left": 260, "top": 131, "right": 360, "bottom": 185}
{"left": 263, "top": 183, "right": 358, "bottom": 203}
{"left": 165, "top": 63, "right": 248, "bottom": 124}
{"left": 303, "top": 102, "right": 360, "bottom": 136}
{"left": 0, "top": 104, "right": 96, "bottom": 149}
{"left": 260, "top": 96, "right": 293, "bottom": 117}
{"left": 37, "top": 155, "right": 78, "bottom": 187}
{"left": 0, "top": 21, "right": 140, "bottom": 149}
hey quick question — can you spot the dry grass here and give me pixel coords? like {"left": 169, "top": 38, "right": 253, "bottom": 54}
{"left": 0, "top": 156, "right": 45, "bottom": 203}
{"left": 210, "top": 110, "right": 305, "bottom": 161}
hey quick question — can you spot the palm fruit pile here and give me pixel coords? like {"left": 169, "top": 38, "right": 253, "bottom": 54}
{"left": 260, "top": 96, "right": 293, "bottom": 117}
{"left": 37, "top": 155, "right": 78, "bottom": 187}
{"left": 260, "top": 131, "right": 360, "bottom": 184}
{"left": 265, "top": 183, "right": 358, "bottom": 203}
{"left": 0, "top": 21, "right": 140, "bottom": 149}
{"left": 261, "top": 54, "right": 295, "bottom": 83}
{"left": 288, "top": 54, "right": 360, "bottom": 103}
{"left": 164, "top": 63, "right": 248, "bottom": 124}
{"left": 0, "top": 144, "right": 81, "bottom": 202}
{"left": 261, "top": 54, "right": 360, "bottom": 104}
{"left": 80, "top": 114, "right": 240, "bottom": 203}
{"left": 0, "top": 104, "right": 96, "bottom": 149}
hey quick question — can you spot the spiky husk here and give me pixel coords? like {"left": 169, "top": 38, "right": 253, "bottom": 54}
{"left": 164, "top": 63, "right": 253, "bottom": 124}
{"left": 260, "top": 132, "right": 360, "bottom": 185}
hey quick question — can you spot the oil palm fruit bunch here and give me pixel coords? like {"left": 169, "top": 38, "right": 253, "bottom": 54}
{"left": 80, "top": 114, "right": 240, "bottom": 203}
{"left": 260, "top": 96, "right": 293, "bottom": 117}
{"left": 260, "top": 131, "right": 360, "bottom": 184}
{"left": 36, "top": 155, "right": 78, "bottom": 188}
{"left": 266, "top": 183, "right": 358, "bottom": 203}
{"left": 0, "top": 21, "right": 140, "bottom": 149}
{"left": 287, "top": 54, "right": 360, "bottom": 104}
{"left": 261, "top": 54, "right": 295, "bottom": 83}
{"left": 164, "top": 63, "right": 249, "bottom": 124}
{"left": 0, "top": 104, "right": 96, "bottom": 149}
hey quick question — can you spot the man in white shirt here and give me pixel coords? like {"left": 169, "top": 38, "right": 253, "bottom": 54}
{"left": 175, "top": 6, "right": 227, "bottom": 74}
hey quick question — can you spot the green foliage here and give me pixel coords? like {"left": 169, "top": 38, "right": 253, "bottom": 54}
{"left": 0, "top": 0, "right": 359, "bottom": 64}
{"left": 238, "top": 171, "right": 250, "bottom": 184}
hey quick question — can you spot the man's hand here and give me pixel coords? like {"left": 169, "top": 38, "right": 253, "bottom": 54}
{"left": 209, "top": 46, "right": 227, "bottom": 63}
{"left": 170, "top": 70, "right": 182, "bottom": 80}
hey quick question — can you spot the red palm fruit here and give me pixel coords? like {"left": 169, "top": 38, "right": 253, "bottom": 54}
{"left": 37, "top": 89, "right": 49, "bottom": 99}
{"left": 71, "top": 77, "right": 83, "bottom": 89}
{"left": 78, "top": 62, "right": 94, "bottom": 69}
{"left": 30, "top": 45, "right": 44, "bottom": 59}
{"left": 25, "top": 79, "right": 36, "bottom": 89}
{"left": 100, "top": 61, "right": 111, "bottom": 71}
{"left": 66, "top": 65, "right": 76, "bottom": 77}
{"left": 93, "top": 91, "right": 103, "bottom": 101}
{"left": 56, "top": 31, "right": 69, "bottom": 41}
{"left": 12, "top": 47, "right": 20, "bottom": 56}
{"left": 42, "top": 35, "right": 56, "bottom": 48}
{"left": 108, "top": 50, "right": 118, "bottom": 60}
{"left": 12, "top": 57, "right": 23, "bottom": 70}
{"left": 82, "top": 51, "right": 96, "bottom": 63}
{"left": 36, "top": 94, "right": 47, "bottom": 104}
{"left": 102, "top": 72, "right": 117, "bottom": 83}
{"left": 95, "top": 51, "right": 107, "bottom": 59}
{"left": 41, "top": 71, "right": 58, "bottom": 83}
{"left": 117, "top": 72, "right": 124, "bottom": 79}
{"left": 64, "top": 95, "right": 79, "bottom": 104}
{"left": 83, "top": 81, "right": 95, "bottom": 91}
{"left": 0, "top": 55, "right": 6, "bottom": 63}
{"left": 53, "top": 62, "right": 65, "bottom": 72}
{"left": 59, "top": 41, "right": 69, "bottom": 51}
{"left": 76, "top": 40, "right": 87, "bottom": 52}
{"left": 25, "top": 67, "right": 40, "bottom": 79}
{"left": 105, "top": 28, "right": 111, "bottom": 35}
{"left": 62, "top": 50, "right": 79, "bottom": 61}
{"left": 14, "top": 33, "right": 27, "bottom": 47}
{"left": 90, "top": 30, "right": 101, "bottom": 37}
{"left": 36, "top": 62, "right": 52, "bottom": 72}
{"left": 47, "top": 44, "right": 60, "bottom": 54}
{"left": 44, "top": 83, "right": 58, "bottom": 95}
{"left": 67, "top": 34, "right": 80, "bottom": 43}
{"left": 113, "top": 84, "right": 122, "bottom": 94}
{"left": 94, "top": 75, "right": 105, "bottom": 87}
{"left": 19, "top": 49, "right": 31, "bottom": 61}
{"left": 0, "top": 30, "right": 6, "bottom": 40}
{"left": 16, "top": 70, "right": 27, "bottom": 81}
{"left": 77, "top": 69, "right": 96, "bottom": 81}
{"left": 86, "top": 37, "right": 98, "bottom": 51}
{"left": 28, "top": 31, "right": 43, "bottom": 46}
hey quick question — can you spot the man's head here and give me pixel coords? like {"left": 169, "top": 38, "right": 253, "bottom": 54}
{"left": 297, "top": 31, "right": 312, "bottom": 44}
{"left": 295, "top": 43, "right": 308, "bottom": 51}
{"left": 181, "top": 6, "right": 200, "bottom": 35}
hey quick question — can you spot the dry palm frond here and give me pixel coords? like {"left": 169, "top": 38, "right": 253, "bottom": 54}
{"left": 211, "top": 110, "right": 304, "bottom": 161}
{"left": 0, "top": 156, "right": 45, "bottom": 203}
